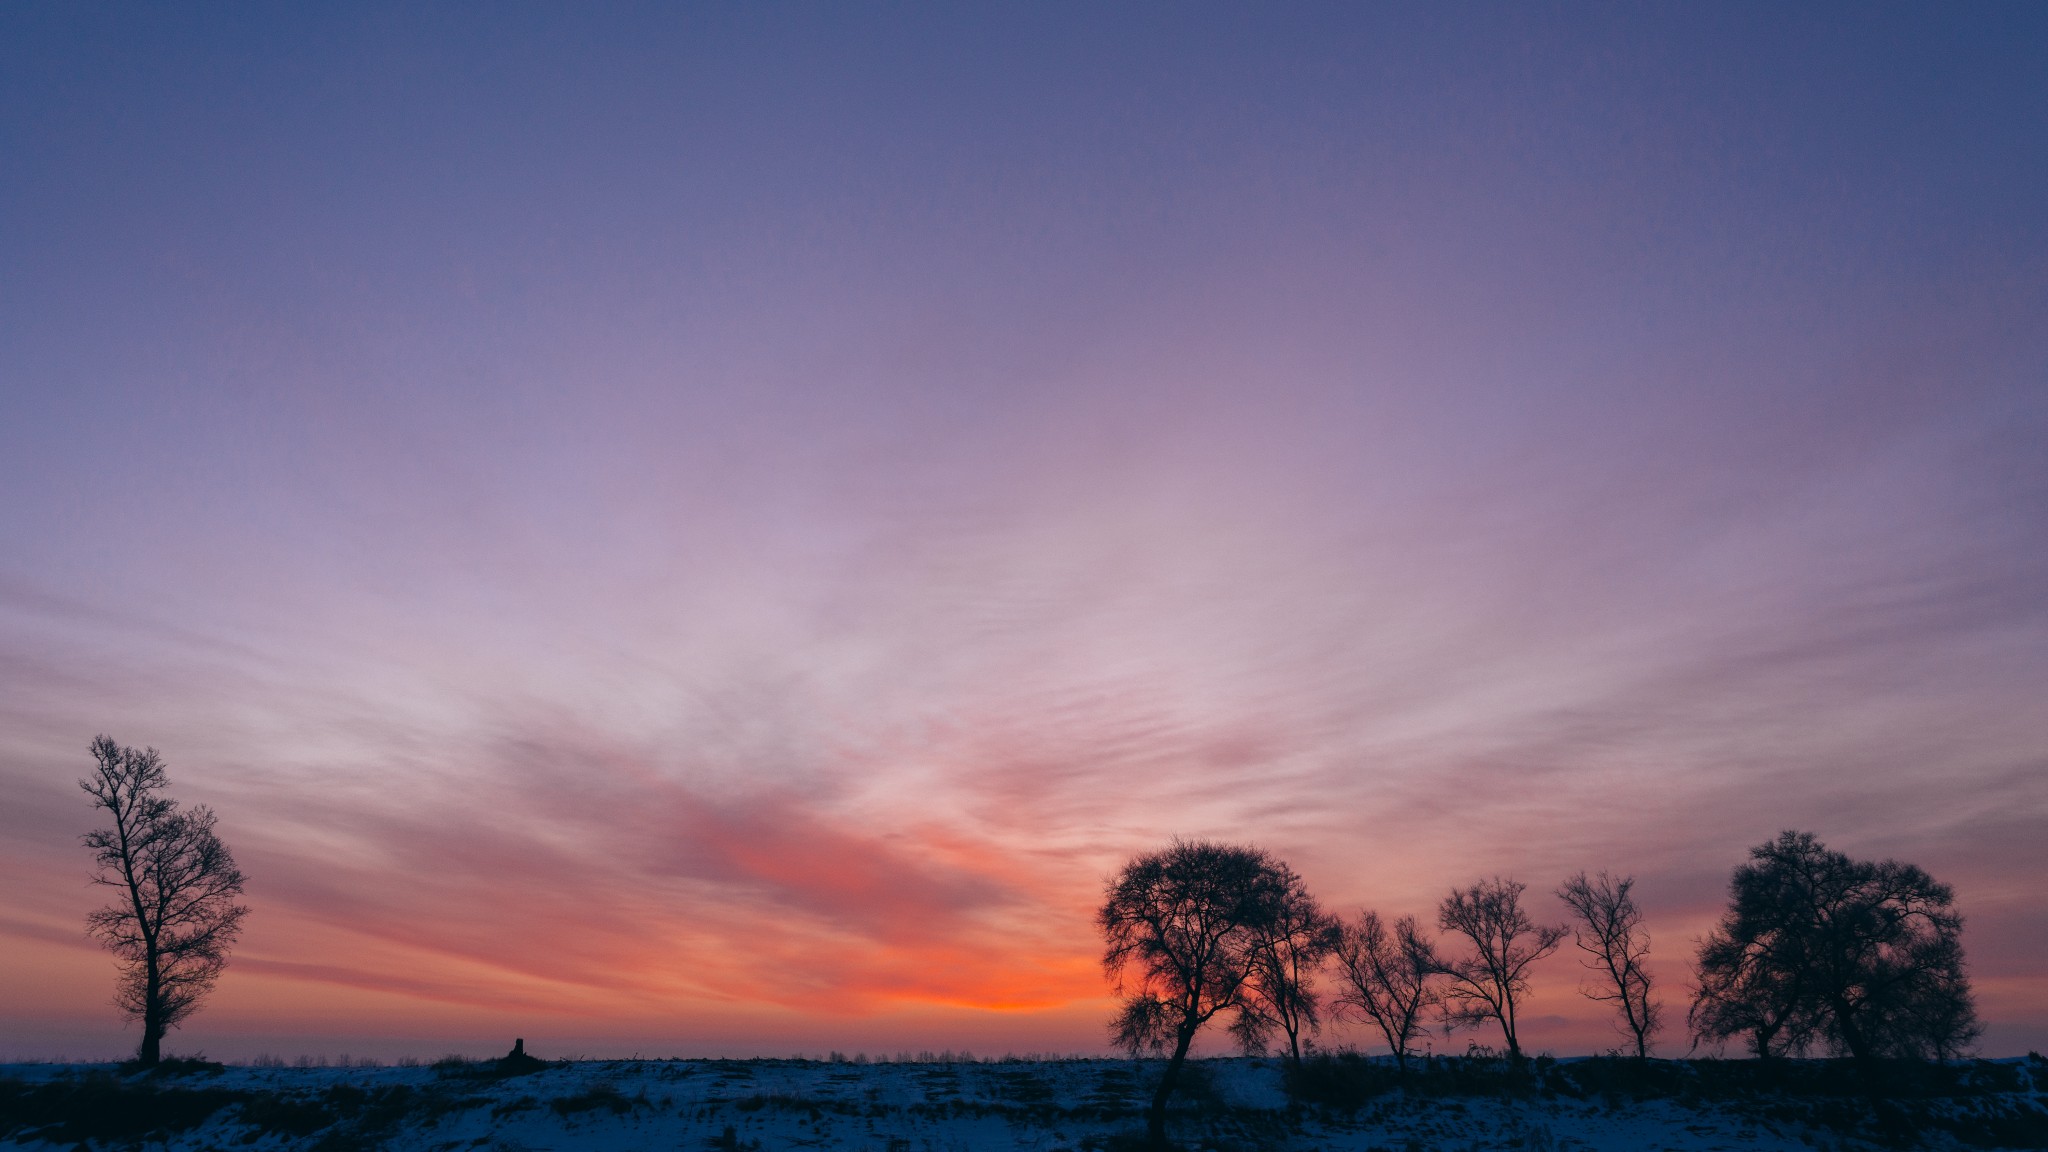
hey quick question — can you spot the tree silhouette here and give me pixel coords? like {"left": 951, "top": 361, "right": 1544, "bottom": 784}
{"left": 1331, "top": 910, "right": 1444, "bottom": 1075}
{"left": 1437, "top": 876, "right": 1565, "bottom": 1064}
{"left": 1557, "top": 871, "right": 1661, "bottom": 1057}
{"left": 1689, "top": 831, "right": 1977, "bottom": 1062}
{"left": 1100, "top": 839, "right": 1286, "bottom": 1149}
{"left": 80, "top": 736, "right": 248, "bottom": 1066}
{"left": 1233, "top": 862, "right": 1339, "bottom": 1068}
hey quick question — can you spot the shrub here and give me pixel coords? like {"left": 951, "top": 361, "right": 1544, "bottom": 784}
{"left": 550, "top": 1083, "right": 635, "bottom": 1117}
{"left": 1284, "top": 1053, "right": 1391, "bottom": 1110}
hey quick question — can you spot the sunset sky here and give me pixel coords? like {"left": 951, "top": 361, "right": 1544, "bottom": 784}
{"left": 3, "top": 4, "right": 2045, "bottom": 1061}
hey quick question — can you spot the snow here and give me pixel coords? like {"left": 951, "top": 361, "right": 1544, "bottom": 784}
{"left": 2, "top": 1055, "right": 2041, "bottom": 1151}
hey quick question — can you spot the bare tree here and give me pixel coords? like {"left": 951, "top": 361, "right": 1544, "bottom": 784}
{"left": 1100, "top": 839, "right": 1286, "bottom": 1149}
{"left": 1233, "top": 863, "right": 1340, "bottom": 1068}
{"left": 80, "top": 736, "right": 249, "bottom": 1066}
{"left": 1437, "top": 876, "right": 1565, "bottom": 1064}
{"left": 1690, "top": 831, "right": 1977, "bottom": 1063}
{"left": 1331, "top": 910, "right": 1443, "bottom": 1075}
{"left": 1557, "top": 871, "right": 1661, "bottom": 1057}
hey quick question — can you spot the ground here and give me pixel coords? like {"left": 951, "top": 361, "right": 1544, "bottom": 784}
{"left": 2, "top": 1053, "right": 2044, "bottom": 1151}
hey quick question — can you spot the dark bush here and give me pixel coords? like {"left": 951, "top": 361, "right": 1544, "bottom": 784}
{"left": 234, "top": 1094, "right": 335, "bottom": 1137}
{"left": 1284, "top": 1053, "right": 1393, "bottom": 1109}
{"left": 551, "top": 1083, "right": 635, "bottom": 1116}
{"left": 0, "top": 1073, "right": 241, "bottom": 1144}
{"left": 133, "top": 1055, "right": 227, "bottom": 1077}
{"left": 1547, "top": 1056, "right": 1693, "bottom": 1100}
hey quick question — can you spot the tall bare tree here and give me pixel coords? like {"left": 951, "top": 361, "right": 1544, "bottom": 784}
{"left": 1233, "top": 863, "right": 1339, "bottom": 1068}
{"left": 1437, "top": 876, "right": 1565, "bottom": 1064}
{"left": 1331, "top": 910, "right": 1443, "bottom": 1075}
{"left": 1557, "top": 871, "right": 1661, "bottom": 1057}
{"left": 1100, "top": 839, "right": 1286, "bottom": 1149}
{"left": 80, "top": 736, "right": 248, "bottom": 1066}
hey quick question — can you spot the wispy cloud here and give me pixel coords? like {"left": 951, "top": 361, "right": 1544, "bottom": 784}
{"left": 3, "top": 3, "right": 2045, "bottom": 1058}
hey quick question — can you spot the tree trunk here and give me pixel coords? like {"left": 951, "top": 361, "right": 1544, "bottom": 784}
{"left": 1831, "top": 999, "right": 1892, "bottom": 1107}
{"left": 138, "top": 953, "right": 164, "bottom": 1066}
{"left": 1832, "top": 997, "right": 1887, "bottom": 1097}
{"left": 1147, "top": 1024, "right": 1197, "bottom": 1150}
{"left": 1833, "top": 1000, "right": 1872, "bottom": 1065}
{"left": 1751, "top": 1018, "right": 1780, "bottom": 1060}
{"left": 1624, "top": 994, "right": 1649, "bottom": 1058}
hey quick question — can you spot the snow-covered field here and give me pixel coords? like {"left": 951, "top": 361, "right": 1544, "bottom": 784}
{"left": 3, "top": 1054, "right": 2043, "bottom": 1151}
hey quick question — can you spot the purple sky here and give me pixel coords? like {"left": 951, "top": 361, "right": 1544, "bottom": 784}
{"left": 3, "top": 3, "right": 2045, "bottom": 1060}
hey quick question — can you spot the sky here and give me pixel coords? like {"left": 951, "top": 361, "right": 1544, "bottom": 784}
{"left": 2, "top": 2, "right": 2045, "bottom": 1061}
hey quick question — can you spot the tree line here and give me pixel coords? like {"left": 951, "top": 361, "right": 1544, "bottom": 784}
{"left": 1100, "top": 836, "right": 1977, "bottom": 1149}
{"left": 72, "top": 734, "right": 1978, "bottom": 1104}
